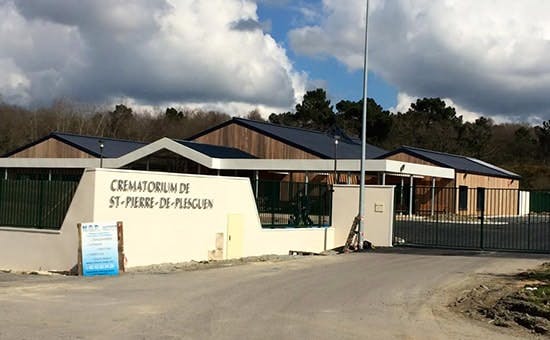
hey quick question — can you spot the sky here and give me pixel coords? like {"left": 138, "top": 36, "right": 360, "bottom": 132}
{"left": 0, "top": 0, "right": 549, "bottom": 124}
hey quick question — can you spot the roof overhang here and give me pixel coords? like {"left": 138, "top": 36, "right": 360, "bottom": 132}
{"left": 216, "top": 158, "right": 454, "bottom": 179}
{"left": 0, "top": 158, "right": 102, "bottom": 168}
{"left": 0, "top": 138, "right": 455, "bottom": 179}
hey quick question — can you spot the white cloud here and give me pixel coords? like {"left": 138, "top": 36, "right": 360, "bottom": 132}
{"left": 0, "top": 58, "right": 30, "bottom": 105}
{"left": 289, "top": 0, "right": 550, "bottom": 121}
{"left": 390, "top": 92, "right": 416, "bottom": 115}
{"left": 0, "top": 0, "right": 306, "bottom": 115}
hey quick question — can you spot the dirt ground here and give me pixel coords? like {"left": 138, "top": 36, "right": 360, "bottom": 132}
{"left": 452, "top": 261, "right": 550, "bottom": 337}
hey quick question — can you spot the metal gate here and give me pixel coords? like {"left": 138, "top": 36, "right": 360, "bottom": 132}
{"left": 255, "top": 180, "right": 332, "bottom": 228}
{"left": 393, "top": 186, "right": 550, "bottom": 253}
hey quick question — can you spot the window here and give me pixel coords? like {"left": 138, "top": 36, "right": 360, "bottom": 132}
{"left": 459, "top": 186, "right": 468, "bottom": 210}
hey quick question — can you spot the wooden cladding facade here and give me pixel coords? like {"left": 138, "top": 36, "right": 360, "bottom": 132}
{"left": 455, "top": 172, "right": 519, "bottom": 216}
{"left": 455, "top": 172, "right": 519, "bottom": 190}
{"left": 9, "top": 138, "right": 93, "bottom": 159}
{"left": 383, "top": 152, "right": 520, "bottom": 216}
{"left": 193, "top": 124, "right": 319, "bottom": 159}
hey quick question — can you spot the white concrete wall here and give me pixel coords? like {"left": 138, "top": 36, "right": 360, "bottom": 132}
{"left": 247, "top": 227, "right": 335, "bottom": 255}
{"left": 519, "top": 191, "right": 530, "bottom": 215}
{"left": 92, "top": 169, "right": 249, "bottom": 267}
{"left": 0, "top": 169, "right": 337, "bottom": 271}
{"left": 92, "top": 169, "right": 335, "bottom": 266}
{"left": 331, "top": 185, "right": 395, "bottom": 247}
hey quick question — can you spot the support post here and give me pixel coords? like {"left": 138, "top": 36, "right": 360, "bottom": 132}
{"left": 409, "top": 175, "right": 414, "bottom": 216}
{"left": 323, "top": 228, "right": 327, "bottom": 251}
{"left": 305, "top": 171, "right": 309, "bottom": 194}
{"left": 358, "top": 0, "right": 371, "bottom": 249}
{"left": 254, "top": 171, "right": 259, "bottom": 199}
{"left": 400, "top": 177, "right": 404, "bottom": 213}
{"left": 479, "top": 205, "right": 485, "bottom": 250}
{"left": 431, "top": 177, "right": 435, "bottom": 216}
{"left": 117, "top": 221, "right": 125, "bottom": 273}
{"left": 333, "top": 136, "right": 339, "bottom": 184}
{"left": 77, "top": 223, "right": 83, "bottom": 276}
{"left": 382, "top": 172, "right": 386, "bottom": 185}
{"left": 98, "top": 140, "right": 104, "bottom": 168}
{"left": 3, "top": 168, "right": 7, "bottom": 180}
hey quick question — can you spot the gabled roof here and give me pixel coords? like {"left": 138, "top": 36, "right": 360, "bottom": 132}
{"left": 175, "top": 140, "right": 256, "bottom": 159}
{"left": 378, "top": 146, "right": 521, "bottom": 179}
{"left": 188, "top": 117, "right": 388, "bottom": 159}
{"left": 3, "top": 132, "right": 147, "bottom": 158}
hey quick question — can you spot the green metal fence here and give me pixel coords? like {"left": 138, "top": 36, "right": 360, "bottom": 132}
{"left": 0, "top": 179, "right": 79, "bottom": 230}
{"left": 393, "top": 186, "right": 550, "bottom": 253}
{"left": 255, "top": 180, "right": 332, "bottom": 228}
{"left": 531, "top": 191, "right": 550, "bottom": 213}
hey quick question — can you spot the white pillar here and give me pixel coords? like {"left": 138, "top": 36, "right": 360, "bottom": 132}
{"left": 382, "top": 172, "right": 386, "bottom": 185}
{"left": 4, "top": 168, "right": 7, "bottom": 180}
{"left": 409, "top": 175, "right": 414, "bottom": 216}
{"left": 254, "top": 171, "right": 259, "bottom": 199}
{"left": 400, "top": 177, "right": 404, "bottom": 213}
{"left": 431, "top": 177, "right": 436, "bottom": 216}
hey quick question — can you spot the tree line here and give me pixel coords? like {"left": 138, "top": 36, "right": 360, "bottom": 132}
{"left": 269, "top": 89, "right": 550, "bottom": 189}
{"left": 0, "top": 90, "right": 549, "bottom": 189}
{"left": 0, "top": 100, "right": 235, "bottom": 154}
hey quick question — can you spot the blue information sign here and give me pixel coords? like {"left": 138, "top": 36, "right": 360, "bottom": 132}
{"left": 80, "top": 222, "right": 119, "bottom": 276}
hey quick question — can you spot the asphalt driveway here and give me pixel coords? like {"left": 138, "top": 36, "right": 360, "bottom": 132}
{"left": 0, "top": 249, "right": 548, "bottom": 339}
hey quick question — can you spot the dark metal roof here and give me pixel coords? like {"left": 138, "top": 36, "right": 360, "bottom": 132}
{"left": 189, "top": 117, "right": 387, "bottom": 159}
{"left": 378, "top": 146, "right": 521, "bottom": 179}
{"left": 52, "top": 132, "right": 147, "bottom": 158}
{"left": 176, "top": 140, "right": 257, "bottom": 159}
{"left": 2, "top": 132, "right": 147, "bottom": 158}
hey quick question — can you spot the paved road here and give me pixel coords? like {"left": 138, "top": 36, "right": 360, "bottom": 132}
{"left": 395, "top": 217, "right": 550, "bottom": 251}
{"left": 0, "top": 250, "right": 548, "bottom": 339}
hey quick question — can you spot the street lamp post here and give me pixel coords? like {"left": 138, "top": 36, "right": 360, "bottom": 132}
{"left": 358, "top": 0, "right": 370, "bottom": 250}
{"left": 99, "top": 140, "right": 104, "bottom": 168}
{"left": 333, "top": 135, "right": 340, "bottom": 185}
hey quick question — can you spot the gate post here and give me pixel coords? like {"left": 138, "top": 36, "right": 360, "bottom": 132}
{"left": 479, "top": 200, "right": 485, "bottom": 250}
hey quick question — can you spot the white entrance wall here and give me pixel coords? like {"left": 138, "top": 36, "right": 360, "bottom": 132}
{"left": 0, "top": 169, "right": 336, "bottom": 271}
{"left": 0, "top": 170, "right": 395, "bottom": 272}
{"left": 92, "top": 169, "right": 335, "bottom": 267}
{"left": 331, "top": 185, "right": 395, "bottom": 247}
